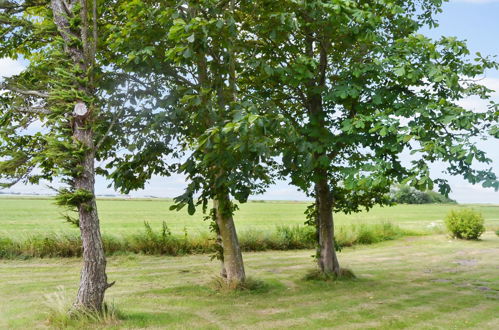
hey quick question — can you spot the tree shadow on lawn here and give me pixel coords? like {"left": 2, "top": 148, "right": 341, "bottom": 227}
{"left": 136, "top": 277, "right": 286, "bottom": 298}
{"left": 121, "top": 310, "right": 202, "bottom": 328}
{"left": 108, "top": 270, "right": 495, "bottom": 329}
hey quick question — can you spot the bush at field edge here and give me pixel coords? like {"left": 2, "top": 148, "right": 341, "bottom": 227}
{"left": 445, "top": 209, "right": 485, "bottom": 240}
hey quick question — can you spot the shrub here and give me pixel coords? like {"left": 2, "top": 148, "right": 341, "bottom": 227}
{"left": 445, "top": 209, "right": 485, "bottom": 240}
{"left": 425, "top": 191, "right": 457, "bottom": 204}
{"left": 390, "top": 185, "right": 456, "bottom": 204}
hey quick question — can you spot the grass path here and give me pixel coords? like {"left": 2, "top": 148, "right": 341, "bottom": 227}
{"left": 1, "top": 233, "right": 498, "bottom": 329}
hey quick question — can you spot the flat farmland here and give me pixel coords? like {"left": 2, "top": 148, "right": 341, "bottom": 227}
{"left": 1, "top": 197, "right": 498, "bottom": 238}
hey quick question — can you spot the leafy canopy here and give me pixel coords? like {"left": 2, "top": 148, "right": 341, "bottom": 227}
{"left": 242, "top": 0, "right": 498, "bottom": 213}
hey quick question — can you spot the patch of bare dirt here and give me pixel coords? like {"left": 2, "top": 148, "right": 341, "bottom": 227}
{"left": 257, "top": 308, "right": 284, "bottom": 315}
{"left": 431, "top": 279, "right": 452, "bottom": 283}
{"left": 453, "top": 259, "right": 478, "bottom": 267}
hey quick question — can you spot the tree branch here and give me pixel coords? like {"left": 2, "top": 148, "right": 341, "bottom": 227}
{"left": 0, "top": 166, "right": 34, "bottom": 189}
{"left": 1, "top": 0, "right": 50, "bottom": 15}
{"left": 8, "top": 86, "right": 49, "bottom": 98}
{"left": 95, "top": 104, "right": 125, "bottom": 150}
{"left": 12, "top": 106, "right": 51, "bottom": 114}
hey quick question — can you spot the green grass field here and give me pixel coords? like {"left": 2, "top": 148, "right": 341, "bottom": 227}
{"left": 1, "top": 197, "right": 498, "bottom": 328}
{"left": 1, "top": 233, "right": 498, "bottom": 329}
{"left": 1, "top": 197, "right": 499, "bottom": 239}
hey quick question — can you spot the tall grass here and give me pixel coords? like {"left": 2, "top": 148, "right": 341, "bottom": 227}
{"left": 0, "top": 222, "right": 416, "bottom": 259}
{"left": 45, "top": 286, "right": 121, "bottom": 328}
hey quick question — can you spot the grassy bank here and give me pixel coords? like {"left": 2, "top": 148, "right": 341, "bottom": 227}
{"left": 1, "top": 197, "right": 498, "bottom": 239}
{"left": 1, "top": 233, "right": 498, "bottom": 329}
{"left": 0, "top": 222, "right": 416, "bottom": 259}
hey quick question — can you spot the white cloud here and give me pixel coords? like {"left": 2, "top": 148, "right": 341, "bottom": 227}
{"left": 479, "top": 77, "right": 499, "bottom": 93}
{"left": 457, "top": 76, "right": 499, "bottom": 113}
{"left": 0, "top": 58, "right": 26, "bottom": 78}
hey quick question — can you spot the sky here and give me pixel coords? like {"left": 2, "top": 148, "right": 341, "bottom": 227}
{"left": 1, "top": 0, "right": 499, "bottom": 203}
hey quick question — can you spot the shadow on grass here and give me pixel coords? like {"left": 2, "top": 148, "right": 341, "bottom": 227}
{"left": 303, "top": 268, "right": 357, "bottom": 282}
{"left": 209, "top": 276, "right": 282, "bottom": 294}
{"left": 119, "top": 310, "right": 204, "bottom": 328}
{"left": 142, "top": 278, "right": 286, "bottom": 297}
{"left": 141, "top": 284, "right": 214, "bottom": 297}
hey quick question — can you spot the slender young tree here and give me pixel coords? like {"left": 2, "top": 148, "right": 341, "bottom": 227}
{"left": 0, "top": 0, "right": 118, "bottom": 311}
{"left": 245, "top": 0, "right": 499, "bottom": 276}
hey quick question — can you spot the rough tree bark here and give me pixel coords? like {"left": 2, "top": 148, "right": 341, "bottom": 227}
{"left": 215, "top": 226, "right": 228, "bottom": 278}
{"left": 315, "top": 176, "right": 340, "bottom": 276}
{"left": 213, "top": 195, "right": 246, "bottom": 283}
{"left": 73, "top": 108, "right": 113, "bottom": 311}
{"left": 51, "top": 0, "right": 112, "bottom": 311}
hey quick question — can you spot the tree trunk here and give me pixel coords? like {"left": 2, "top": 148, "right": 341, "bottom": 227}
{"left": 214, "top": 225, "right": 228, "bottom": 278}
{"left": 213, "top": 195, "right": 245, "bottom": 283}
{"left": 315, "top": 177, "right": 340, "bottom": 276}
{"left": 219, "top": 259, "right": 228, "bottom": 278}
{"left": 73, "top": 113, "right": 112, "bottom": 311}
{"left": 51, "top": 0, "right": 111, "bottom": 312}
{"left": 302, "top": 22, "right": 339, "bottom": 276}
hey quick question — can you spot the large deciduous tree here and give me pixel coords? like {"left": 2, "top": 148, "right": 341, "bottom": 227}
{"left": 245, "top": 0, "right": 498, "bottom": 276}
{"left": 0, "top": 0, "right": 118, "bottom": 311}
{"left": 104, "top": 0, "right": 280, "bottom": 285}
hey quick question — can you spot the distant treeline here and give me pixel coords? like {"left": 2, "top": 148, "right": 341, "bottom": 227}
{"left": 390, "top": 185, "right": 456, "bottom": 204}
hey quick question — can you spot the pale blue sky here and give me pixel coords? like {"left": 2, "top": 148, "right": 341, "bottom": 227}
{"left": 1, "top": 0, "right": 498, "bottom": 203}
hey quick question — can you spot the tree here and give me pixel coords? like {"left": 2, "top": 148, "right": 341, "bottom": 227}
{"left": 0, "top": 0, "right": 118, "bottom": 311}
{"left": 244, "top": 0, "right": 498, "bottom": 276}
{"left": 103, "top": 0, "right": 281, "bottom": 285}
{"left": 390, "top": 185, "right": 456, "bottom": 204}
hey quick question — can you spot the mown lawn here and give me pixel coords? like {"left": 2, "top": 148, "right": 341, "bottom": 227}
{"left": 0, "top": 233, "right": 498, "bottom": 329}
{"left": 1, "top": 197, "right": 498, "bottom": 239}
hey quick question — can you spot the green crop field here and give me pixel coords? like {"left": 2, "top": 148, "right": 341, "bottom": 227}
{"left": 1, "top": 197, "right": 499, "bottom": 239}
{"left": 1, "top": 233, "right": 498, "bottom": 329}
